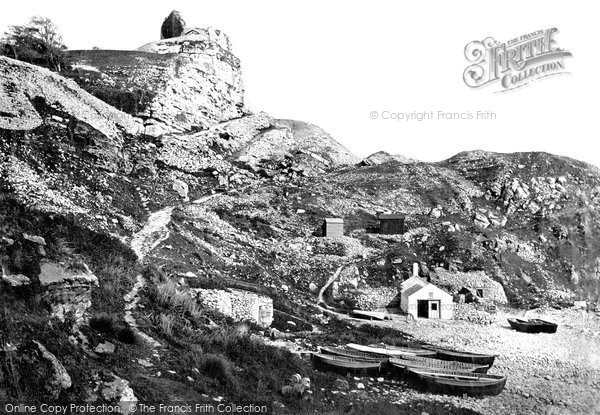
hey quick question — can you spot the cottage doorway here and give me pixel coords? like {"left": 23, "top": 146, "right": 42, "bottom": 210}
{"left": 417, "top": 300, "right": 428, "bottom": 318}
{"left": 428, "top": 300, "right": 440, "bottom": 319}
{"left": 417, "top": 300, "right": 441, "bottom": 319}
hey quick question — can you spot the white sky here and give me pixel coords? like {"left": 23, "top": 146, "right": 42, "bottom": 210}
{"left": 1, "top": 1, "right": 598, "bottom": 166}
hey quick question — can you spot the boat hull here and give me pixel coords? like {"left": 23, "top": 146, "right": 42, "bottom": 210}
{"left": 508, "top": 318, "right": 558, "bottom": 334}
{"left": 320, "top": 346, "right": 389, "bottom": 362}
{"left": 433, "top": 349, "right": 496, "bottom": 367}
{"left": 529, "top": 319, "right": 558, "bottom": 333}
{"left": 313, "top": 353, "right": 382, "bottom": 370}
{"left": 390, "top": 356, "right": 489, "bottom": 374}
{"left": 409, "top": 369, "right": 506, "bottom": 397}
{"left": 347, "top": 343, "right": 436, "bottom": 357}
{"left": 350, "top": 310, "right": 387, "bottom": 320}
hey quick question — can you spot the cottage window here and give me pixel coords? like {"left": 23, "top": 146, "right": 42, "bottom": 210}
{"left": 476, "top": 288, "right": 484, "bottom": 297}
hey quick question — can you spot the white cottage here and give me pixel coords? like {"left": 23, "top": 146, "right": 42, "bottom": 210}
{"left": 400, "top": 279, "right": 453, "bottom": 320}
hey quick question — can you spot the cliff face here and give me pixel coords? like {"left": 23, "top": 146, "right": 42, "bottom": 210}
{"left": 68, "top": 28, "right": 244, "bottom": 136}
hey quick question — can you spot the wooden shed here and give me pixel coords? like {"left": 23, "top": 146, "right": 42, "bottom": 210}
{"left": 322, "top": 218, "right": 344, "bottom": 237}
{"left": 378, "top": 214, "right": 405, "bottom": 235}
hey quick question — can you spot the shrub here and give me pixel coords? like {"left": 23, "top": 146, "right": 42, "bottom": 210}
{"left": 116, "top": 326, "right": 136, "bottom": 344}
{"left": 155, "top": 281, "right": 201, "bottom": 318}
{"left": 159, "top": 313, "right": 175, "bottom": 336}
{"left": 201, "top": 353, "right": 236, "bottom": 385}
{"left": 89, "top": 313, "right": 136, "bottom": 344}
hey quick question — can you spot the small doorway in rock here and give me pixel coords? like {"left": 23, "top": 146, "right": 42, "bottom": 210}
{"left": 458, "top": 287, "right": 474, "bottom": 303}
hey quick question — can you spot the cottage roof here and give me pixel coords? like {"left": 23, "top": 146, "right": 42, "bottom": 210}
{"left": 378, "top": 214, "right": 405, "bottom": 220}
{"left": 400, "top": 275, "right": 427, "bottom": 289}
{"left": 402, "top": 283, "right": 423, "bottom": 298}
{"left": 407, "top": 283, "right": 453, "bottom": 300}
{"left": 323, "top": 218, "right": 343, "bottom": 223}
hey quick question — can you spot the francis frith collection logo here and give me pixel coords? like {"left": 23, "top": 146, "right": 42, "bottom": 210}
{"left": 463, "top": 28, "right": 572, "bottom": 92}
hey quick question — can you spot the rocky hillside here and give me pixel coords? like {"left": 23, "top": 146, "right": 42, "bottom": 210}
{"left": 1, "top": 21, "right": 599, "bottom": 413}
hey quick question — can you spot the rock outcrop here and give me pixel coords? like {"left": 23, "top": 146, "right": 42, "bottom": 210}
{"left": 38, "top": 261, "right": 99, "bottom": 321}
{"left": 69, "top": 27, "right": 244, "bottom": 136}
{"left": 0, "top": 56, "right": 140, "bottom": 139}
{"left": 33, "top": 341, "right": 72, "bottom": 399}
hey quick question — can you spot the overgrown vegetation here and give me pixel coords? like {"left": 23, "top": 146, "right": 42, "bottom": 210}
{"left": 1, "top": 16, "right": 67, "bottom": 71}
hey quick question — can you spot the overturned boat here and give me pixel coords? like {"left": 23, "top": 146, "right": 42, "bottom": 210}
{"left": 350, "top": 309, "right": 388, "bottom": 320}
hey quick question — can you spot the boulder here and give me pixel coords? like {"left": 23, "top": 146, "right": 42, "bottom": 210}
{"left": 335, "top": 378, "right": 349, "bottom": 390}
{"left": 34, "top": 341, "right": 72, "bottom": 399}
{"left": 94, "top": 342, "right": 116, "bottom": 354}
{"left": 1, "top": 272, "right": 30, "bottom": 287}
{"left": 172, "top": 178, "right": 189, "bottom": 201}
{"left": 100, "top": 375, "right": 138, "bottom": 415}
{"left": 38, "top": 261, "right": 99, "bottom": 322}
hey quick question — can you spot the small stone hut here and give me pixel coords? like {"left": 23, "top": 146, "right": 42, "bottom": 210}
{"left": 378, "top": 214, "right": 405, "bottom": 235}
{"left": 193, "top": 288, "right": 274, "bottom": 327}
{"left": 322, "top": 218, "right": 344, "bottom": 237}
{"left": 432, "top": 268, "right": 508, "bottom": 304}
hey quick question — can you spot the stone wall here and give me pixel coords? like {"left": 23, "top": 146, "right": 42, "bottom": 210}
{"left": 453, "top": 303, "right": 497, "bottom": 325}
{"left": 352, "top": 287, "right": 399, "bottom": 311}
{"left": 193, "top": 288, "right": 273, "bottom": 327}
{"left": 68, "top": 27, "right": 244, "bottom": 136}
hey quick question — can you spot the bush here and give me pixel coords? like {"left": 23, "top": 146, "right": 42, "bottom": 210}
{"left": 201, "top": 353, "right": 236, "bottom": 386}
{"left": 89, "top": 313, "right": 136, "bottom": 344}
{"left": 159, "top": 313, "right": 175, "bottom": 336}
{"left": 155, "top": 281, "right": 201, "bottom": 318}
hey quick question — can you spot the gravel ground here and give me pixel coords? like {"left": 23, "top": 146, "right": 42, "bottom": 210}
{"left": 351, "top": 307, "right": 600, "bottom": 414}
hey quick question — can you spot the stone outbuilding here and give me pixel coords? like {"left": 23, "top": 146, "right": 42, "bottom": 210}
{"left": 322, "top": 218, "right": 344, "bottom": 237}
{"left": 193, "top": 288, "right": 273, "bottom": 327}
{"left": 432, "top": 268, "right": 508, "bottom": 304}
{"left": 400, "top": 276, "right": 453, "bottom": 319}
{"left": 378, "top": 214, "right": 405, "bottom": 235}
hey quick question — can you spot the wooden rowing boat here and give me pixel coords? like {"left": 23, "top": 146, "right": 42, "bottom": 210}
{"left": 425, "top": 346, "right": 496, "bottom": 367}
{"left": 319, "top": 346, "right": 389, "bottom": 362}
{"left": 529, "top": 319, "right": 558, "bottom": 333}
{"left": 350, "top": 309, "right": 387, "bottom": 320}
{"left": 312, "top": 353, "right": 382, "bottom": 370}
{"left": 347, "top": 343, "right": 436, "bottom": 357}
{"left": 408, "top": 368, "right": 506, "bottom": 396}
{"left": 389, "top": 355, "right": 489, "bottom": 373}
{"left": 508, "top": 318, "right": 557, "bottom": 334}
